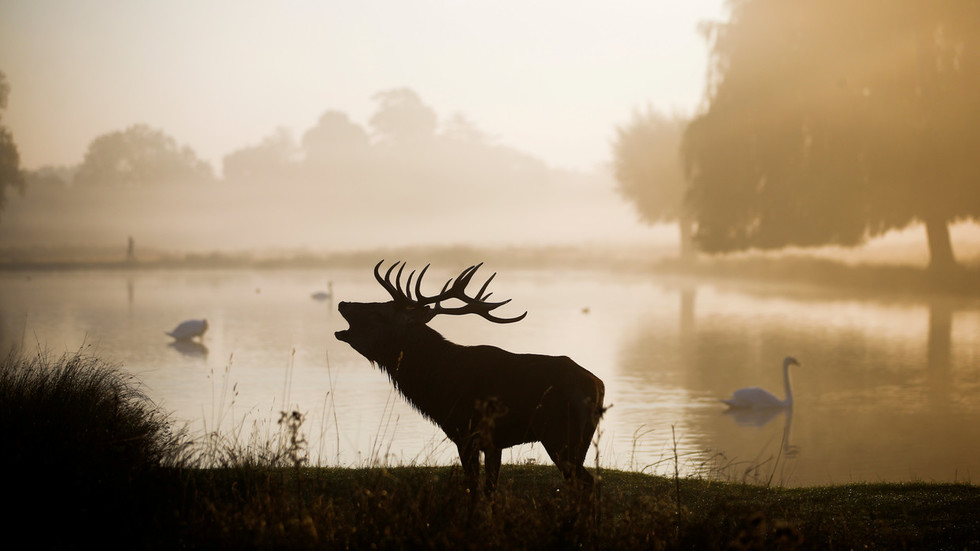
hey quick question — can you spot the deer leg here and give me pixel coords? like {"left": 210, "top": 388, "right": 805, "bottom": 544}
{"left": 483, "top": 447, "right": 502, "bottom": 496}
{"left": 457, "top": 440, "right": 480, "bottom": 495}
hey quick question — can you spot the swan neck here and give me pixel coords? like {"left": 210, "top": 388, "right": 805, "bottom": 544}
{"left": 782, "top": 363, "right": 793, "bottom": 405}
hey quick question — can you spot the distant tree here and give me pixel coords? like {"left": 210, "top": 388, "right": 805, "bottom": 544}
{"left": 441, "top": 113, "right": 492, "bottom": 146}
{"left": 23, "top": 165, "right": 74, "bottom": 190}
{"left": 0, "top": 70, "right": 26, "bottom": 218}
{"left": 612, "top": 107, "right": 693, "bottom": 258}
{"left": 223, "top": 127, "right": 299, "bottom": 183}
{"left": 301, "top": 110, "right": 371, "bottom": 177}
{"left": 683, "top": 0, "right": 980, "bottom": 271}
{"left": 434, "top": 112, "right": 549, "bottom": 196}
{"left": 74, "top": 124, "right": 213, "bottom": 187}
{"left": 369, "top": 88, "right": 437, "bottom": 145}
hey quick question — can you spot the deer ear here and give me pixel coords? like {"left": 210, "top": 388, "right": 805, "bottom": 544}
{"left": 406, "top": 304, "right": 437, "bottom": 324}
{"left": 393, "top": 303, "right": 424, "bottom": 321}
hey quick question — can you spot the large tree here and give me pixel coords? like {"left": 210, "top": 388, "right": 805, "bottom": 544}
{"left": 683, "top": 0, "right": 980, "bottom": 271}
{"left": 74, "top": 124, "right": 213, "bottom": 187}
{"left": 369, "top": 88, "right": 438, "bottom": 145}
{"left": 612, "top": 107, "right": 693, "bottom": 258}
{"left": 0, "top": 71, "right": 26, "bottom": 218}
{"left": 223, "top": 128, "right": 299, "bottom": 183}
{"left": 300, "top": 110, "right": 371, "bottom": 179}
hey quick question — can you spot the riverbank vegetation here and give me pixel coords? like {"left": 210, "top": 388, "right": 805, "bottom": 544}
{"left": 4, "top": 349, "right": 979, "bottom": 550}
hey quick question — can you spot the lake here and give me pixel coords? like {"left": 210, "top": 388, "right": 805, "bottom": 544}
{"left": 3, "top": 264, "right": 979, "bottom": 487}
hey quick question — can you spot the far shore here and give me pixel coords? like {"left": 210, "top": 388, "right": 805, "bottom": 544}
{"left": 2, "top": 244, "right": 979, "bottom": 299}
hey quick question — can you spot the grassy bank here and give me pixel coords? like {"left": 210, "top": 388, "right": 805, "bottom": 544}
{"left": 174, "top": 464, "right": 980, "bottom": 550}
{"left": 0, "top": 348, "right": 191, "bottom": 549}
{"left": 4, "top": 349, "right": 979, "bottom": 550}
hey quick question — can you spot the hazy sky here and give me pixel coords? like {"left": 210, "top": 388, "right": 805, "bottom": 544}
{"left": 0, "top": 0, "right": 726, "bottom": 173}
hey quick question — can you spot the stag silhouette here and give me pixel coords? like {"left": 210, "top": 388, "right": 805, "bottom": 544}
{"left": 335, "top": 261, "right": 605, "bottom": 496}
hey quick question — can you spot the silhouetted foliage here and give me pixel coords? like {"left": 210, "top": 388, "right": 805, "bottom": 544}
{"left": 0, "top": 88, "right": 590, "bottom": 252}
{"left": 442, "top": 112, "right": 491, "bottom": 145}
{"left": 1, "top": 350, "right": 188, "bottom": 548}
{"left": 223, "top": 127, "right": 300, "bottom": 183}
{"left": 74, "top": 124, "right": 214, "bottom": 187}
{"left": 0, "top": 71, "right": 26, "bottom": 219}
{"left": 23, "top": 164, "right": 74, "bottom": 190}
{"left": 369, "top": 88, "right": 438, "bottom": 145}
{"left": 683, "top": 0, "right": 980, "bottom": 271}
{"left": 613, "top": 107, "right": 693, "bottom": 257}
{"left": 288, "top": 87, "right": 551, "bottom": 210}
{"left": 301, "top": 110, "right": 371, "bottom": 178}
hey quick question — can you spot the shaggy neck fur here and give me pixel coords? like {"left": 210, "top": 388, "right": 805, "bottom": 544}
{"left": 367, "top": 324, "right": 462, "bottom": 427}
{"left": 370, "top": 324, "right": 447, "bottom": 373}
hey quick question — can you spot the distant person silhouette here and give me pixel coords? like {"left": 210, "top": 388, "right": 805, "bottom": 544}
{"left": 126, "top": 236, "right": 135, "bottom": 262}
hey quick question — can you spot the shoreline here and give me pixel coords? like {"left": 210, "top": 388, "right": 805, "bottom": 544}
{"left": 3, "top": 245, "right": 978, "bottom": 299}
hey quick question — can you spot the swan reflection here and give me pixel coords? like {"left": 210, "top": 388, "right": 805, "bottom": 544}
{"left": 312, "top": 281, "right": 334, "bottom": 302}
{"left": 168, "top": 340, "right": 209, "bottom": 359}
{"left": 724, "top": 404, "right": 799, "bottom": 458}
{"left": 724, "top": 404, "right": 787, "bottom": 427}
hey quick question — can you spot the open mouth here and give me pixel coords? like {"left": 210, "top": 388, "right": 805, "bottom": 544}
{"left": 334, "top": 302, "right": 353, "bottom": 342}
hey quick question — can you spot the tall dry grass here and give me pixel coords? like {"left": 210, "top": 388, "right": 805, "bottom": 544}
{"left": 1, "top": 347, "right": 190, "bottom": 548}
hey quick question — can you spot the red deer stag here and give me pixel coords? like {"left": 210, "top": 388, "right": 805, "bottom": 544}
{"left": 335, "top": 260, "right": 605, "bottom": 495}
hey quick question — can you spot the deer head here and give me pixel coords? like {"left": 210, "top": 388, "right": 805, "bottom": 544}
{"left": 335, "top": 260, "right": 527, "bottom": 362}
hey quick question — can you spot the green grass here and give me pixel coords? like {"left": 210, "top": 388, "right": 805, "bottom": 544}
{"left": 4, "top": 348, "right": 980, "bottom": 550}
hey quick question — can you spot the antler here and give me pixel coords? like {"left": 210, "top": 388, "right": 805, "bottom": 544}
{"left": 374, "top": 260, "right": 411, "bottom": 304}
{"left": 373, "top": 260, "right": 527, "bottom": 324}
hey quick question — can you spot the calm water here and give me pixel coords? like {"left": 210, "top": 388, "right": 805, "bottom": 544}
{"left": 3, "top": 266, "right": 979, "bottom": 487}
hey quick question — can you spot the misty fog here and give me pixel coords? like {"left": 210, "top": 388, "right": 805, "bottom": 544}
{"left": 0, "top": 90, "right": 670, "bottom": 258}
{"left": 5, "top": 0, "right": 980, "bottom": 497}
{"left": 0, "top": 162, "right": 661, "bottom": 255}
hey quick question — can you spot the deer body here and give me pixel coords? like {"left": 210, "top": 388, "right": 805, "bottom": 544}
{"left": 335, "top": 261, "right": 605, "bottom": 495}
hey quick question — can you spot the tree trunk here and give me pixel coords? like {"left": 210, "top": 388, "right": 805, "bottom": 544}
{"left": 924, "top": 215, "right": 956, "bottom": 273}
{"left": 678, "top": 212, "right": 695, "bottom": 261}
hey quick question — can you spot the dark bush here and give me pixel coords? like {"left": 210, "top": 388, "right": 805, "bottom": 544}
{"left": 0, "top": 348, "right": 188, "bottom": 549}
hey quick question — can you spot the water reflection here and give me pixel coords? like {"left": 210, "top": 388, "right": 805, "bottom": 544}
{"left": 725, "top": 404, "right": 798, "bottom": 458}
{"left": 724, "top": 404, "right": 787, "bottom": 428}
{"left": 168, "top": 340, "right": 209, "bottom": 359}
{"left": 2, "top": 268, "right": 980, "bottom": 486}
{"left": 780, "top": 408, "right": 799, "bottom": 458}
{"left": 311, "top": 281, "right": 334, "bottom": 303}
{"left": 615, "top": 276, "right": 980, "bottom": 485}
{"left": 926, "top": 299, "right": 952, "bottom": 411}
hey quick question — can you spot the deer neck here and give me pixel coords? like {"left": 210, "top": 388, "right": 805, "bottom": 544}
{"left": 374, "top": 326, "right": 458, "bottom": 429}
{"left": 377, "top": 325, "right": 449, "bottom": 381}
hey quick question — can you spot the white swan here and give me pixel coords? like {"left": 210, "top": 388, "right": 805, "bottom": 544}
{"left": 312, "top": 282, "right": 333, "bottom": 301}
{"left": 166, "top": 319, "right": 209, "bottom": 341}
{"left": 722, "top": 356, "right": 800, "bottom": 409}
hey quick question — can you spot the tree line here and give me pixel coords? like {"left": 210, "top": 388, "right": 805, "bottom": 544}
{"left": 0, "top": 84, "right": 566, "bottom": 252}
{"left": 0, "top": 72, "right": 25, "bottom": 218}
{"left": 6, "top": 87, "right": 544, "bottom": 193}
{"left": 6, "top": 1, "right": 980, "bottom": 267}
{"left": 613, "top": 0, "right": 980, "bottom": 272}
